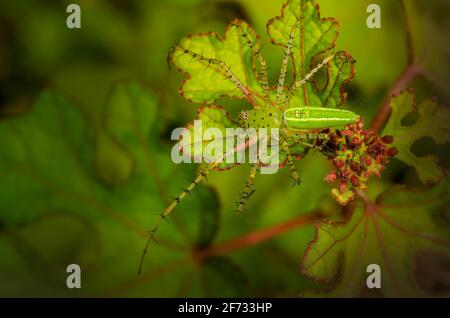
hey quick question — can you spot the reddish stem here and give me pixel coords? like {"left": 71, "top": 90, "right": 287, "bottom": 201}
{"left": 194, "top": 211, "right": 322, "bottom": 262}
{"left": 369, "top": 63, "right": 422, "bottom": 133}
{"left": 369, "top": 0, "right": 425, "bottom": 133}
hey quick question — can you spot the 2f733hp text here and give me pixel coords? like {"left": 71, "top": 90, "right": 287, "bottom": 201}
{"left": 178, "top": 302, "right": 272, "bottom": 315}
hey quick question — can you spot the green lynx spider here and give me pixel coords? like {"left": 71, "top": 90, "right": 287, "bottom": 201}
{"left": 138, "top": 19, "right": 358, "bottom": 274}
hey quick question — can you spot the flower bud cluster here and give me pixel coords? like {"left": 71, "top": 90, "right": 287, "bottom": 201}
{"left": 323, "top": 119, "right": 398, "bottom": 205}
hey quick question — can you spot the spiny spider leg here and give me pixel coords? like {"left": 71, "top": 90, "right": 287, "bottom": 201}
{"left": 174, "top": 45, "right": 258, "bottom": 107}
{"left": 139, "top": 135, "right": 258, "bottom": 274}
{"left": 280, "top": 138, "right": 301, "bottom": 186}
{"left": 290, "top": 53, "right": 336, "bottom": 94}
{"left": 235, "top": 163, "right": 258, "bottom": 213}
{"left": 138, "top": 161, "right": 219, "bottom": 275}
{"left": 276, "top": 23, "right": 297, "bottom": 105}
{"left": 230, "top": 22, "right": 270, "bottom": 101}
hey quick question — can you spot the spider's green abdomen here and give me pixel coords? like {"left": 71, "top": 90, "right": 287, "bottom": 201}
{"left": 238, "top": 107, "right": 282, "bottom": 129}
{"left": 284, "top": 107, "right": 359, "bottom": 130}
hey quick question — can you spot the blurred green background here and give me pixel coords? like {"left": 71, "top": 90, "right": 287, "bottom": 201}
{"left": 0, "top": 0, "right": 449, "bottom": 297}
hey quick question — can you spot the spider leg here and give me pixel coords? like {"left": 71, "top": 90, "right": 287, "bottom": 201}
{"left": 281, "top": 138, "right": 301, "bottom": 186}
{"left": 138, "top": 161, "right": 218, "bottom": 275}
{"left": 174, "top": 45, "right": 259, "bottom": 107}
{"left": 138, "top": 134, "right": 257, "bottom": 273}
{"left": 232, "top": 22, "right": 270, "bottom": 103}
{"left": 276, "top": 23, "right": 297, "bottom": 106}
{"left": 235, "top": 163, "right": 258, "bottom": 213}
{"left": 291, "top": 54, "right": 335, "bottom": 92}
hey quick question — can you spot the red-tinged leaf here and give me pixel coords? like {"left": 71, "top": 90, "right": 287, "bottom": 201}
{"left": 301, "top": 178, "right": 450, "bottom": 297}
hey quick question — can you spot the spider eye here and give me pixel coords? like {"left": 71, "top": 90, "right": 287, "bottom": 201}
{"left": 240, "top": 111, "right": 248, "bottom": 120}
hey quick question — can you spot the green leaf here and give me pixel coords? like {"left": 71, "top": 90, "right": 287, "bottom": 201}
{"left": 267, "top": 0, "right": 355, "bottom": 107}
{"left": 301, "top": 178, "right": 450, "bottom": 297}
{"left": 171, "top": 0, "right": 355, "bottom": 109}
{"left": 402, "top": 0, "right": 450, "bottom": 98}
{"left": 0, "top": 213, "right": 99, "bottom": 296}
{"left": 203, "top": 256, "right": 248, "bottom": 297}
{"left": 0, "top": 82, "right": 229, "bottom": 296}
{"left": 383, "top": 90, "right": 450, "bottom": 183}
{"left": 183, "top": 105, "right": 239, "bottom": 170}
{"left": 0, "top": 91, "right": 98, "bottom": 224}
{"left": 196, "top": 186, "right": 221, "bottom": 247}
{"left": 171, "top": 20, "right": 264, "bottom": 104}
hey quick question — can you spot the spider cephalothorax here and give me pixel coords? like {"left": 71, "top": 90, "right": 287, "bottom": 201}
{"left": 237, "top": 107, "right": 282, "bottom": 129}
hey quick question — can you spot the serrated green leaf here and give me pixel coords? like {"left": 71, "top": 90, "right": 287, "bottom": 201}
{"left": 171, "top": 0, "right": 355, "bottom": 110}
{"left": 267, "top": 0, "right": 355, "bottom": 107}
{"left": 183, "top": 105, "right": 239, "bottom": 170}
{"left": 301, "top": 178, "right": 450, "bottom": 297}
{"left": 383, "top": 90, "right": 450, "bottom": 183}
{"left": 171, "top": 20, "right": 264, "bottom": 104}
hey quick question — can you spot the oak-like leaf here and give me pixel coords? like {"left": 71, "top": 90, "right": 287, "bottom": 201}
{"left": 267, "top": 0, "right": 355, "bottom": 108}
{"left": 301, "top": 178, "right": 450, "bottom": 297}
{"left": 383, "top": 90, "right": 450, "bottom": 183}
{"left": 171, "top": 20, "right": 265, "bottom": 105}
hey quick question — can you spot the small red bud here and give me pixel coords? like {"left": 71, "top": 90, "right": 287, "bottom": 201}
{"left": 387, "top": 147, "right": 398, "bottom": 157}
{"left": 339, "top": 180, "right": 347, "bottom": 193}
{"left": 381, "top": 135, "right": 394, "bottom": 144}
{"left": 342, "top": 145, "right": 347, "bottom": 152}
{"left": 352, "top": 137, "right": 360, "bottom": 145}
{"left": 324, "top": 171, "right": 338, "bottom": 183}
{"left": 376, "top": 155, "right": 382, "bottom": 164}
{"left": 350, "top": 163, "right": 360, "bottom": 172}
{"left": 341, "top": 130, "right": 353, "bottom": 136}
{"left": 334, "top": 159, "right": 345, "bottom": 169}
{"left": 350, "top": 175, "right": 360, "bottom": 186}
{"left": 357, "top": 121, "right": 364, "bottom": 130}
{"left": 365, "top": 158, "right": 372, "bottom": 166}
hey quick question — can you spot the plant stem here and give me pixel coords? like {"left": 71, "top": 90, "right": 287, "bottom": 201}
{"left": 369, "top": 63, "right": 422, "bottom": 133}
{"left": 399, "top": 0, "right": 414, "bottom": 64}
{"left": 194, "top": 211, "right": 322, "bottom": 261}
{"left": 370, "top": 0, "right": 423, "bottom": 133}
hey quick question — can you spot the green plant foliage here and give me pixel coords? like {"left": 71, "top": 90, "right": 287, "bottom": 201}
{"left": 165, "top": 0, "right": 450, "bottom": 297}
{"left": 183, "top": 106, "right": 238, "bottom": 170}
{"left": 383, "top": 90, "right": 450, "bottom": 184}
{"left": 172, "top": 20, "right": 265, "bottom": 104}
{"left": 0, "top": 82, "right": 247, "bottom": 297}
{"left": 0, "top": 0, "right": 449, "bottom": 299}
{"left": 171, "top": 0, "right": 355, "bottom": 109}
{"left": 302, "top": 178, "right": 450, "bottom": 297}
{"left": 267, "top": 0, "right": 355, "bottom": 108}
{"left": 168, "top": 0, "right": 365, "bottom": 207}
